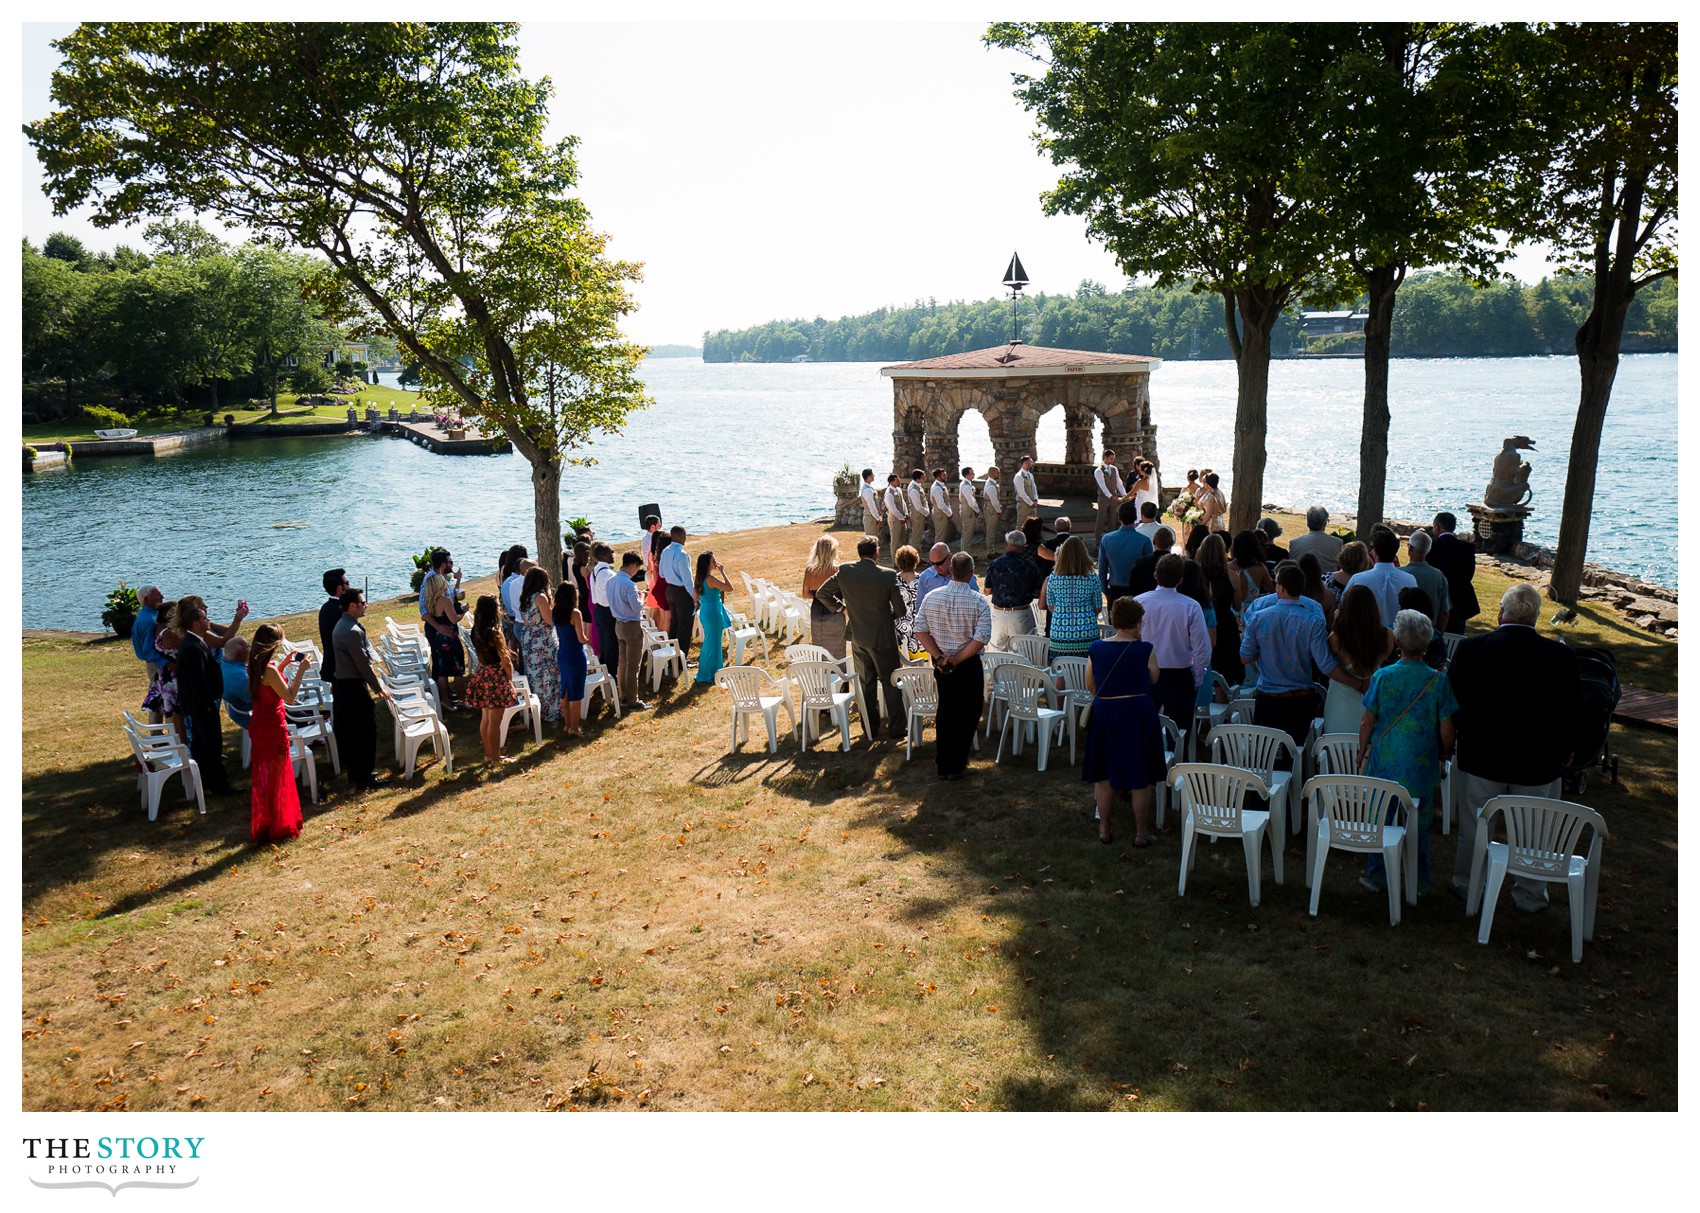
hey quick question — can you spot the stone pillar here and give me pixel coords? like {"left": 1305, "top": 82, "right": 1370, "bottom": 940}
{"left": 891, "top": 385, "right": 926, "bottom": 478}
{"left": 1063, "top": 403, "right": 1096, "bottom": 467}
{"left": 1467, "top": 503, "right": 1530, "bottom": 557}
{"left": 923, "top": 430, "right": 959, "bottom": 479}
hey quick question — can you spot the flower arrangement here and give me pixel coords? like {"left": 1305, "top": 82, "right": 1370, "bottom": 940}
{"left": 102, "top": 581, "right": 140, "bottom": 638}
{"left": 1167, "top": 490, "right": 1195, "bottom": 526}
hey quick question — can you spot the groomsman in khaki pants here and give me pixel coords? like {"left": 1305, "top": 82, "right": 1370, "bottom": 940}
{"left": 883, "top": 473, "right": 909, "bottom": 553}
{"left": 1013, "top": 455, "right": 1040, "bottom": 524}
{"left": 1094, "top": 449, "right": 1125, "bottom": 541}
{"left": 981, "top": 466, "right": 1004, "bottom": 553}
{"left": 957, "top": 466, "right": 982, "bottom": 554}
{"left": 906, "top": 469, "right": 931, "bottom": 551}
{"left": 858, "top": 468, "right": 882, "bottom": 548}
{"left": 929, "top": 468, "right": 955, "bottom": 543}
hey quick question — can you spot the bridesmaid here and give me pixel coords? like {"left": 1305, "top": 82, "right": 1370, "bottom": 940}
{"left": 246, "top": 624, "right": 310, "bottom": 844}
{"left": 693, "top": 550, "right": 735, "bottom": 686}
{"left": 553, "top": 581, "right": 590, "bottom": 736}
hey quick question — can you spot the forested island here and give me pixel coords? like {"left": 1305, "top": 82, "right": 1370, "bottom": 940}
{"left": 644, "top": 344, "right": 702, "bottom": 359}
{"left": 702, "top": 272, "right": 1677, "bottom": 364}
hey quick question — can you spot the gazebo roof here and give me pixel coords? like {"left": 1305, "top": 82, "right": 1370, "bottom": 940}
{"left": 880, "top": 342, "right": 1162, "bottom": 379}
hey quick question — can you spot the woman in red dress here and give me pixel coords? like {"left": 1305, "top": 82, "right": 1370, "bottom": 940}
{"left": 246, "top": 624, "right": 311, "bottom": 844}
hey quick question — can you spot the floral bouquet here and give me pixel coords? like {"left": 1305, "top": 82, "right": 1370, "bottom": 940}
{"left": 1184, "top": 506, "right": 1205, "bottom": 526}
{"left": 1168, "top": 490, "right": 1195, "bottom": 526}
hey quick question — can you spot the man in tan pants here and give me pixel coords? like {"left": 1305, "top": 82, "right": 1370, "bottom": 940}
{"left": 957, "top": 466, "right": 981, "bottom": 553}
{"left": 1094, "top": 449, "right": 1125, "bottom": 541}
{"left": 883, "top": 473, "right": 909, "bottom": 554}
{"left": 905, "top": 469, "right": 931, "bottom": 551}
{"left": 981, "top": 466, "right": 1004, "bottom": 554}
{"left": 929, "top": 468, "right": 955, "bottom": 544}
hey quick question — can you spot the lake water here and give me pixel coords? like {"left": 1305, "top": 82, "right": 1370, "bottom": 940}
{"left": 23, "top": 353, "right": 1677, "bottom": 630}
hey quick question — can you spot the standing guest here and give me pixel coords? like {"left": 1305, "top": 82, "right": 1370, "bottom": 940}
{"left": 693, "top": 551, "right": 736, "bottom": 687}
{"left": 519, "top": 567, "right": 561, "bottom": 723}
{"left": 606, "top": 552, "right": 651, "bottom": 711}
{"left": 1184, "top": 524, "right": 1209, "bottom": 559}
{"left": 957, "top": 465, "right": 983, "bottom": 554}
{"left": 816, "top": 535, "right": 907, "bottom": 739}
{"left": 141, "top": 601, "right": 182, "bottom": 735}
{"left": 1359, "top": 609, "right": 1458, "bottom": 894}
{"left": 915, "top": 541, "right": 979, "bottom": 612}
{"left": 1287, "top": 506, "right": 1343, "bottom": 573}
{"left": 1039, "top": 535, "right": 1101, "bottom": 662}
{"left": 906, "top": 469, "right": 932, "bottom": 551}
{"left": 1403, "top": 529, "right": 1452, "bottom": 633}
{"left": 800, "top": 534, "right": 847, "bottom": 658}
{"left": 883, "top": 473, "right": 909, "bottom": 554}
{"left": 1131, "top": 525, "right": 1173, "bottom": 598}
{"left": 331, "top": 588, "right": 392, "bottom": 791}
{"left": 500, "top": 551, "right": 531, "bottom": 675}
{"left": 929, "top": 468, "right": 955, "bottom": 543}
{"left": 132, "top": 584, "right": 168, "bottom": 715}
{"left": 1239, "top": 563, "right": 1361, "bottom": 752}
{"left": 1446, "top": 584, "right": 1582, "bottom": 906}
{"left": 660, "top": 525, "right": 698, "bottom": 662}
{"left": 981, "top": 466, "right": 1005, "bottom": 552}
{"left": 570, "top": 541, "right": 599, "bottom": 658}
{"left": 893, "top": 545, "right": 924, "bottom": 661}
{"left": 1196, "top": 471, "right": 1228, "bottom": 533}
{"left": 1346, "top": 530, "right": 1419, "bottom": 628}
{"left": 859, "top": 468, "right": 883, "bottom": 547}
{"left": 640, "top": 513, "right": 663, "bottom": 567}
{"left": 589, "top": 543, "right": 619, "bottom": 678}
{"left": 1428, "top": 511, "right": 1481, "bottom": 628}
{"left": 1328, "top": 539, "right": 1372, "bottom": 598}
{"left": 553, "top": 582, "right": 590, "bottom": 737}
{"left": 1230, "top": 530, "right": 1275, "bottom": 613}
{"left": 1136, "top": 554, "right": 1212, "bottom": 739}
{"left": 219, "top": 635, "right": 253, "bottom": 732}
{"left": 175, "top": 602, "right": 234, "bottom": 796}
{"left": 1093, "top": 449, "right": 1125, "bottom": 541}
{"left": 465, "top": 594, "right": 520, "bottom": 765}
{"left": 421, "top": 548, "right": 466, "bottom": 710}
{"left": 1135, "top": 500, "right": 1164, "bottom": 543}
{"left": 1323, "top": 584, "right": 1393, "bottom": 735}
{"left": 1083, "top": 596, "right": 1166, "bottom": 847}
{"left": 982, "top": 531, "right": 1044, "bottom": 653}
{"left": 1195, "top": 532, "right": 1243, "bottom": 683}
{"left": 177, "top": 594, "right": 249, "bottom": 653}
{"left": 1013, "top": 455, "right": 1040, "bottom": 525}
{"left": 914, "top": 552, "right": 992, "bottom": 781}
{"left": 1098, "top": 500, "right": 1155, "bottom": 611}
{"left": 1398, "top": 587, "right": 1450, "bottom": 668}
{"left": 1257, "top": 517, "right": 1289, "bottom": 564}
{"left": 246, "top": 624, "right": 310, "bottom": 843}
{"left": 1036, "top": 516, "right": 1072, "bottom": 578}
{"left": 1296, "top": 551, "right": 1337, "bottom": 626}
{"left": 646, "top": 529, "right": 673, "bottom": 637}
{"left": 318, "top": 569, "right": 348, "bottom": 681}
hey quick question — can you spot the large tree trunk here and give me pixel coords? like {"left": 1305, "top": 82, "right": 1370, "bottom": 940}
{"left": 1225, "top": 286, "right": 1286, "bottom": 535}
{"left": 1548, "top": 299, "right": 1630, "bottom": 605}
{"left": 1355, "top": 263, "right": 1403, "bottom": 532}
{"left": 529, "top": 452, "right": 565, "bottom": 586}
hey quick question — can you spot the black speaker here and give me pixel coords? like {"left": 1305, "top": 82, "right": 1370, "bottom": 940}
{"left": 637, "top": 502, "right": 660, "bottom": 532}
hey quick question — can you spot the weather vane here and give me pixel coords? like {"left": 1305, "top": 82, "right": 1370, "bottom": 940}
{"left": 1002, "top": 251, "right": 1030, "bottom": 344}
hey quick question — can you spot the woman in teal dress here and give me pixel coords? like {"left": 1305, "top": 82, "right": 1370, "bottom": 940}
{"left": 693, "top": 550, "right": 736, "bottom": 686}
{"left": 1358, "top": 609, "right": 1458, "bottom": 893}
{"left": 1039, "top": 536, "right": 1101, "bottom": 661}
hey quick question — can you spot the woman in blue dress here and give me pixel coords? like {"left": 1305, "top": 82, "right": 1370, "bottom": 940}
{"left": 553, "top": 582, "right": 589, "bottom": 737}
{"left": 693, "top": 550, "right": 735, "bottom": 686}
{"left": 1082, "top": 596, "right": 1165, "bottom": 847}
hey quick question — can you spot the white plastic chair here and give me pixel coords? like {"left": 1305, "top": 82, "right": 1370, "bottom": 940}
{"left": 286, "top": 727, "right": 320, "bottom": 804}
{"left": 890, "top": 666, "right": 940, "bottom": 761}
{"left": 1154, "top": 714, "right": 1183, "bottom": 829}
{"left": 728, "top": 616, "right": 768, "bottom": 665}
{"left": 714, "top": 665, "right": 797, "bottom": 753}
{"left": 979, "top": 652, "right": 1034, "bottom": 735}
{"left": 1190, "top": 670, "right": 1235, "bottom": 760}
{"left": 1468, "top": 796, "right": 1608, "bottom": 963}
{"left": 1010, "top": 632, "right": 1051, "bottom": 667}
{"left": 123, "top": 717, "right": 206, "bottom": 821}
{"left": 1172, "top": 762, "right": 1276, "bottom": 905}
{"left": 789, "top": 660, "right": 856, "bottom": 752}
{"left": 1209, "top": 724, "right": 1299, "bottom": 846}
{"left": 779, "top": 596, "right": 807, "bottom": 645}
{"left": 582, "top": 646, "right": 620, "bottom": 719}
{"left": 1301, "top": 774, "right": 1416, "bottom": 925}
{"left": 1440, "top": 632, "right": 1466, "bottom": 666}
{"left": 643, "top": 628, "right": 685, "bottom": 694}
{"left": 786, "top": 644, "right": 866, "bottom": 732}
{"left": 499, "top": 675, "right": 544, "bottom": 749}
{"left": 284, "top": 701, "right": 341, "bottom": 775}
{"left": 993, "top": 664, "right": 1067, "bottom": 772}
{"left": 390, "top": 699, "right": 452, "bottom": 779}
{"left": 1047, "top": 655, "right": 1092, "bottom": 765}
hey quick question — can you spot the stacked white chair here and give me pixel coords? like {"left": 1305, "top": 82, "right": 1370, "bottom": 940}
{"left": 121, "top": 711, "right": 206, "bottom": 821}
{"left": 1172, "top": 762, "right": 1277, "bottom": 906}
{"left": 1010, "top": 632, "right": 1051, "bottom": 667}
{"left": 992, "top": 664, "right": 1067, "bottom": 772}
{"left": 284, "top": 700, "right": 341, "bottom": 776}
{"left": 581, "top": 645, "right": 620, "bottom": 719}
{"left": 641, "top": 624, "right": 685, "bottom": 695}
{"left": 714, "top": 665, "right": 797, "bottom": 753}
{"left": 499, "top": 674, "right": 544, "bottom": 749}
{"left": 1301, "top": 774, "right": 1417, "bottom": 925}
{"left": 1468, "top": 796, "right": 1609, "bottom": 963}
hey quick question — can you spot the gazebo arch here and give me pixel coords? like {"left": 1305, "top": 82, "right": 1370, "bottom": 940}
{"left": 881, "top": 342, "right": 1162, "bottom": 499}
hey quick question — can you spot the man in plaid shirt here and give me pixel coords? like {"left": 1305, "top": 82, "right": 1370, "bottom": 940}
{"left": 915, "top": 552, "right": 992, "bottom": 781}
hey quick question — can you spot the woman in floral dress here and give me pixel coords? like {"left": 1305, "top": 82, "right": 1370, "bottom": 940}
{"left": 519, "top": 568, "right": 561, "bottom": 722}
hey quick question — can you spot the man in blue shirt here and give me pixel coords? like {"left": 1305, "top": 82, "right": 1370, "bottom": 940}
{"left": 915, "top": 542, "right": 978, "bottom": 612}
{"left": 132, "top": 584, "right": 166, "bottom": 717}
{"left": 1097, "top": 500, "right": 1155, "bottom": 611}
{"left": 1240, "top": 563, "right": 1364, "bottom": 750}
{"left": 657, "top": 525, "right": 697, "bottom": 664}
{"left": 219, "top": 635, "right": 253, "bottom": 731}
{"left": 605, "top": 552, "right": 651, "bottom": 711}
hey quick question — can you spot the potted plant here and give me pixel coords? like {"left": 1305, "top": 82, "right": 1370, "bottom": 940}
{"left": 408, "top": 544, "right": 439, "bottom": 593}
{"left": 102, "top": 581, "right": 141, "bottom": 639}
{"left": 565, "top": 516, "right": 593, "bottom": 544}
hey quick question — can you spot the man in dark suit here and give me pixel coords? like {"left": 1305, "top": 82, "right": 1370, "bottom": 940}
{"left": 1129, "top": 525, "right": 1174, "bottom": 596}
{"left": 1428, "top": 511, "right": 1480, "bottom": 628}
{"left": 815, "top": 534, "right": 907, "bottom": 740}
{"left": 318, "top": 567, "right": 348, "bottom": 680}
{"left": 1446, "top": 583, "right": 1583, "bottom": 909}
{"left": 174, "top": 602, "right": 235, "bottom": 795}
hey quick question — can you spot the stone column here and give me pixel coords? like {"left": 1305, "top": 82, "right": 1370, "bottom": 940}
{"left": 1063, "top": 403, "right": 1096, "bottom": 467}
{"left": 891, "top": 385, "right": 926, "bottom": 478}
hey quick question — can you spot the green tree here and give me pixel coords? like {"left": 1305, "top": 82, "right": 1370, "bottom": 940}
{"left": 21, "top": 240, "right": 100, "bottom": 412}
{"left": 236, "top": 245, "right": 335, "bottom": 412}
{"left": 29, "top": 22, "right": 648, "bottom": 583}
{"left": 1509, "top": 23, "right": 1676, "bottom": 606}
{"left": 988, "top": 22, "right": 1337, "bottom": 532}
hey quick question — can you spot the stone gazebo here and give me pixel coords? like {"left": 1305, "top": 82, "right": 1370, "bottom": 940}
{"left": 880, "top": 342, "right": 1162, "bottom": 499}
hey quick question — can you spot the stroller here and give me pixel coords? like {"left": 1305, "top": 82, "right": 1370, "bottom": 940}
{"left": 1562, "top": 644, "right": 1621, "bottom": 798}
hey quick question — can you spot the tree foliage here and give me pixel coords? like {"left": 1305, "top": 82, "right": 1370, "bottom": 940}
{"left": 28, "top": 22, "right": 649, "bottom": 581}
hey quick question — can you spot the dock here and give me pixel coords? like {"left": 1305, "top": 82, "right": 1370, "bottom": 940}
{"left": 1615, "top": 684, "right": 1677, "bottom": 733}
{"left": 382, "top": 416, "right": 512, "bottom": 456}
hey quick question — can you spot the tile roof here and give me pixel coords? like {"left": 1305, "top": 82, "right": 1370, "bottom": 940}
{"left": 882, "top": 343, "right": 1160, "bottom": 374}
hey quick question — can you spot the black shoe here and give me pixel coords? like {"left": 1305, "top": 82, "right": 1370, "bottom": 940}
{"left": 628, "top": 699, "right": 652, "bottom": 711}
{"left": 938, "top": 770, "right": 966, "bottom": 782}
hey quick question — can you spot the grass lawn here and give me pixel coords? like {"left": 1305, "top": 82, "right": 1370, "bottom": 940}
{"left": 21, "top": 521, "right": 1677, "bottom": 1111}
{"left": 21, "top": 385, "right": 423, "bottom": 445}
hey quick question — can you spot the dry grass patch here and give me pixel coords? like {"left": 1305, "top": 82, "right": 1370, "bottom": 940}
{"left": 21, "top": 521, "right": 1677, "bottom": 1110}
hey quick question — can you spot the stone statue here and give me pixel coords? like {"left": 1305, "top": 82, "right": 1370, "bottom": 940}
{"left": 1484, "top": 435, "right": 1536, "bottom": 508}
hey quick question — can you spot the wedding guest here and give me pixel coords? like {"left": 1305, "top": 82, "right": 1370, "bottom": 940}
{"left": 317, "top": 569, "right": 347, "bottom": 681}
{"left": 1093, "top": 449, "right": 1125, "bottom": 540}
{"left": 589, "top": 543, "right": 619, "bottom": 678}
{"left": 1130, "top": 525, "right": 1171, "bottom": 597}
{"left": 1083, "top": 596, "right": 1165, "bottom": 847}
{"left": 554, "top": 581, "right": 589, "bottom": 737}
{"left": 1323, "top": 583, "right": 1393, "bottom": 735}
{"left": 816, "top": 535, "right": 907, "bottom": 738}
{"left": 647, "top": 528, "right": 673, "bottom": 636}
{"left": 1240, "top": 564, "right": 1358, "bottom": 753}
{"left": 883, "top": 474, "right": 909, "bottom": 553}
{"left": 957, "top": 465, "right": 983, "bottom": 554}
{"left": 893, "top": 545, "right": 924, "bottom": 660}
{"left": 1287, "top": 507, "right": 1343, "bottom": 574}
{"left": 1428, "top": 511, "right": 1481, "bottom": 628}
{"left": 331, "top": 588, "right": 392, "bottom": 791}
{"left": 246, "top": 624, "right": 310, "bottom": 843}
{"left": 140, "top": 600, "right": 182, "bottom": 735}
{"left": 219, "top": 635, "right": 253, "bottom": 732}
{"left": 929, "top": 468, "right": 955, "bottom": 543}
{"left": 132, "top": 584, "right": 168, "bottom": 716}
{"left": 1403, "top": 529, "right": 1452, "bottom": 633}
{"left": 1359, "top": 609, "right": 1458, "bottom": 895}
{"left": 693, "top": 550, "right": 736, "bottom": 687}
{"left": 178, "top": 593, "right": 249, "bottom": 652}
{"left": 914, "top": 552, "right": 991, "bottom": 781}
{"left": 1040, "top": 535, "right": 1101, "bottom": 662}
{"left": 916, "top": 540, "right": 978, "bottom": 611}
{"left": 1184, "top": 524, "right": 1209, "bottom": 559}
{"left": 175, "top": 602, "right": 234, "bottom": 796}
{"left": 906, "top": 469, "right": 932, "bottom": 550}
{"left": 659, "top": 525, "right": 698, "bottom": 664}
{"left": 982, "top": 530, "right": 1043, "bottom": 653}
{"left": 1098, "top": 499, "right": 1155, "bottom": 611}
{"left": 1135, "top": 501, "right": 1164, "bottom": 543}
{"left": 1195, "top": 532, "right": 1244, "bottom": 684}
{"left": 466, "top": 594, "right": 520, "bottom": 764}
{"left": 606, "top": 553, "right": 651, "bottom": 711}
{"left": 859, "top": 468, "right": 883, "bottom": 545}
{"left": 421, "top": 548, "right": 466, "bottom": 710}
{"left": 519, "top": 567, "right": 561, "bottom": 722}
{"left": 570, "top": 541, "right": 599, "bottom": 657}
{"left": 1036, "top": 516, "right": 1072, "bottom": 577}
{"left": 1398, "top": 587, "right": 1450, "bottom": 667}
{"left": 1257, "top": 518, "right": 1288, "bottom": 564}
{"left": 1136, "top": 554, "right": 1212, "bottom": 739}
{"left": 1328, "top": 540, "right": 1372, "bottom": 598}
{"left": 1230, "top": 530, "right": 1274, "bottom": 611}
{"left": 801, "top": 535, "right": 847, "bottom": 658}
{"left": 500, "top": 550, "right": 531, "bottom": 675}
{"left": 1347, "top": 530, "right": 1419, "bottom": 628}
